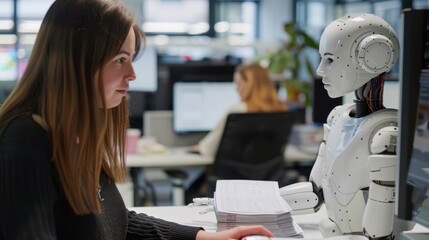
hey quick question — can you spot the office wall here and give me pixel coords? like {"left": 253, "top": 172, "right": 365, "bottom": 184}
{"left": 259, "top": 0, "right": 294, "bottom": 43}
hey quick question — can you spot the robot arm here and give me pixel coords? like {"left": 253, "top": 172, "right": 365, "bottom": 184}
{"left": 362, "top": 126, "right": 414, "bottom": 239}
{"left": 279, "top": 140, "right": 326, "bottom": 214}
{"left": 309, "top": 106, "right": 341, "bottom": 188}
{"left": 279, "top": 108, "right": 338, "bottom": 215}
{"left": 363, "top": 153, "right": 396, "bottom": 239}
{"left": 279, "top": 138, "right": 326, "bottom": 214}
{"left": 279, "top": 181, "right": 323, "bottom": 215}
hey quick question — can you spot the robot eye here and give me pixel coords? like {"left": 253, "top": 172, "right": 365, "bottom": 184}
{"left": 327, "top": 58, "right": 334, "bottom": 63}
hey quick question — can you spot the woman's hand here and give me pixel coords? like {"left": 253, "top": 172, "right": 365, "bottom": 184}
{"left": 195, "top": 225, "right": 273, "bottom": 240}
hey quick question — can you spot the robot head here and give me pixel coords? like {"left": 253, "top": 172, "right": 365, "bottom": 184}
{"left": 316, "top": 13, "right": 399, "bottom": 98}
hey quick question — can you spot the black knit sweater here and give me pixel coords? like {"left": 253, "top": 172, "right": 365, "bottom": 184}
{"left": 0, "top": 115, "right": 202, "bottom": 240}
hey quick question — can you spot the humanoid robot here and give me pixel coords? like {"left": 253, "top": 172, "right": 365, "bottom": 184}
{"left": 280, "top": 13, "right": 414, "bottom": 239}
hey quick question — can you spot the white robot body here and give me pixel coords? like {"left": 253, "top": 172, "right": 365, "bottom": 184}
{"left": 320, "top": 189, "right": 366, "bottom": 236}
{"left": 309, "top": 126, "right": 329, "bottom": 188}
{"left": 280, "top": 105, "right": 399, "bottom": 236}
{"left": 279, "top": 13, "right": 414, "bottom": 239}
{"left": 321, "top": 104, "right": 398, "bottom": 234}
{"left": 279, "top": 182, "right": 319, "bottom": 215}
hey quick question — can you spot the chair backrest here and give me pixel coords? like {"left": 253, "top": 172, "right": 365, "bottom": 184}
{"left": 209, "top": 111, "right": 296, "bottom": 190}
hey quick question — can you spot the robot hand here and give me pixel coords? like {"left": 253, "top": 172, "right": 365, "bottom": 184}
{"left": 279, "top": 181, "right": 323, "bottom": 215}
{"left": 279, "top": 116, "right": 330, "bottom": 215}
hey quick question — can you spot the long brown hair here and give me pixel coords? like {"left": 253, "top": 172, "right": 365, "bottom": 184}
{"left": 236, "top": 63, "right": 287, "bottom": 112}
{"left": 0, "top": 0, "right": 144, "bottom": 214}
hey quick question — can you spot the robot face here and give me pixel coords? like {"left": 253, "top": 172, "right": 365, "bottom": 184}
{"left": 317, "top": 35, "right": 360, "bottom": 98}
{"left": 316, "top": 13, "right": 399, "bottom": 98}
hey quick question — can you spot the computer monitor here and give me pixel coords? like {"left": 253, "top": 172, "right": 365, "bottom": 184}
{"left": 407, "top": 69, "right": 429, "bottom": 228}
{"left": 152, "top": 62, "right": 238, "bottom": 110}
{"left": 130, "top": 46, "right": 158, "bottom": 92}
{"left": 396, "top": 9, "right": 429, "bottom": 229}
{"left": 173, "top": 81, "right": 240, "bottom": 134}
{"left": 0, "top": 45, "right": 18, "bottom": 103}
{"left": 0, "top": 45, "right": 18, "bottom": 81}
{"left": 312, "top": 77, "right": 343, "bottom": 125}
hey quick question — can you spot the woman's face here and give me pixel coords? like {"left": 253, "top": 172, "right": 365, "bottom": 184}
{"left": 234, "top": 71, "right": 246, "bottom": 99}
{"left": 95, "top": 28, "right": 136, "bottom": 109}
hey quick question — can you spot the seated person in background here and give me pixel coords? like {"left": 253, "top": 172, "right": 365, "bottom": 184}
{"left": 194, "top": 63, "right": 287, "bottom": 156}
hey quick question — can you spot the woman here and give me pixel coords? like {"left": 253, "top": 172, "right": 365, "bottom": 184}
{"left": 197, "top": 63, "right": 287, "bottom": 156}
{"left": 0, "top": 0, "right": 272, "bottom": 239}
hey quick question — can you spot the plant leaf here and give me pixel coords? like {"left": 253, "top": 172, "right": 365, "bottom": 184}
{"left": 305, "top": 57, "right": 315, "bottom": 77}
{"left": 300, "top": 31, "right": 319, "bottom": 49}
{"left": 284, "top": 22, "right": 297, "bottom": 46}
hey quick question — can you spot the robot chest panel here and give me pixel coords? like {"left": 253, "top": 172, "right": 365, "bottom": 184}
{"left": 323, "top": 108, "right": 398, "bottom": 204}
{"left": 324, "top": 112, "right": 371, "bottom": 198}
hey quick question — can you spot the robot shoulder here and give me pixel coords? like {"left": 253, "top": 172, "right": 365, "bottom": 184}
{"left": 370, "top": 125, "right": 399, "bottom": 154}
{"left": 325, "top": 104, "right": 352, "bottom": 126}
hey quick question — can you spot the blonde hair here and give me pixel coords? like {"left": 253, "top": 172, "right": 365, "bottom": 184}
{"left": 236, "top": 63, "right": 287, "bottom": 112}
{"left": 0, "top": 0, "right": 144, "bottom": 214}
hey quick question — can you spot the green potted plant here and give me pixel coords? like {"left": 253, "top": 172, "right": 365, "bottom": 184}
{"left": 255, "top": 22, "right": 319, "bottom": 107}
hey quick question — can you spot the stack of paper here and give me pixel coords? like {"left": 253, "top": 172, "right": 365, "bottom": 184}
{"left": 214, "top": 180, "right": 303, "bottom": 237}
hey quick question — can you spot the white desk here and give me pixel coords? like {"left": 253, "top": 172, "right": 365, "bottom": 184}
{"left": 130, "top": 205, "right": 326, "bottom": 239}
{"left": 126, "top": 144, "right": 317, "bottom": 168}
{"left": 126, "top": 145, "right": 317, "bottom": 206}
{"left": 127, "top": 147, "right": 212, "bottom": 168}
{"left": 129, "top": 205, "right": 429, "bottom": 240}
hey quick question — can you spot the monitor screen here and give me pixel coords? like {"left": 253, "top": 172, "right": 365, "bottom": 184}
{"left": 130, "top": 46, "right": 157, "bottom": 92}
{"left": 153, "top": 62, "right": 238, "bottom": 110}
{"left": 173, "top": 81, "right": 240, "bottom": 134}
{"left": 0, "top": 45, "right": 18, "bottom": 81}
{"left": 312, "top": 77, "right": 343, "bottom": 125}
{"left": 406, "top": 69, "right": 429, "bottom": 227}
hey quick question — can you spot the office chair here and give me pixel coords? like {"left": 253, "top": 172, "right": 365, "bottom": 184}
{"left": 207, "top": 111, "right": 296, "bottom": 195}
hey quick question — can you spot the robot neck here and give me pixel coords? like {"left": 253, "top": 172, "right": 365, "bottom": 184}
{"left": 353, "top": 73, "right": 387, "bottom": 118}
{"left": 353, "top": 99, "right": 371, "bottom": 118}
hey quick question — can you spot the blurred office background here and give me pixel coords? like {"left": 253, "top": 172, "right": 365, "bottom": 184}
{"left": 4, "top": 0, "right": 429, "bottom": 119}
{"left": 2, "top": 0, "right": 429, "bottom": 115}
{"left": 1, "top": 0, "right": 428, "bottom": 206}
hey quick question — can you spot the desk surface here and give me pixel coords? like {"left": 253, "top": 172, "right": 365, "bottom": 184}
{"left": 127, "top": 147, "right": 212, "bottom": 168}
{"left": 130, "top": 204, "right": 326, "bottom": 239}
{"left": 126, "top": 144, "right": 317, "bottom": 168}
{"left": 129, "top": 205, "right": 429, "bottom": 240}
